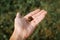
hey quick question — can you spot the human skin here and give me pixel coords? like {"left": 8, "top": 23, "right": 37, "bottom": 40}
{"left": 9, "top": 9, "right": 47, "bottom": 40}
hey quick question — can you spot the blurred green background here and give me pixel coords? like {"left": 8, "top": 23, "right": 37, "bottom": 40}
{"left": 0, "top": 0, "right": 60, "bottom": 40}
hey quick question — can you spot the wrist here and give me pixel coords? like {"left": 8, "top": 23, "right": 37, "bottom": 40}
{"left": 10, "top": 30, "right": 25, "bottom": 40}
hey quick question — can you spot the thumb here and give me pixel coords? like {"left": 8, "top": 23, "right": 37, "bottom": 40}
{"left": 16, "top": 12, "right": 21, "bottom": 18}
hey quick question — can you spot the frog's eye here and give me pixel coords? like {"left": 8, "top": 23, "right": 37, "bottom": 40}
{"left": 28, "top": 16, "right": 33, "bottom": 22}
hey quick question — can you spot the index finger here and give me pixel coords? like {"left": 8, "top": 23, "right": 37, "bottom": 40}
{"left": 30, "top": 11, "right": 47, "bottom": 27}
{"left": 24, "top": 9, "right": 40, "bottom": 19}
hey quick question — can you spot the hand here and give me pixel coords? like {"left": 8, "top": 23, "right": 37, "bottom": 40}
{"left": 10, "top": 9, "right": 47, "bottom": 40}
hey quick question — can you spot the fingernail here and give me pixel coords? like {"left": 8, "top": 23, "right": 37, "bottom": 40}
{"left": 16, "top": 12, "right": 21, "bottom": 18}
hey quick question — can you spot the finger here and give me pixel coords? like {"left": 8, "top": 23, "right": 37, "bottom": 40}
{"left": 27, "top": 10, "right": 46, "bottom": 22}
{"left": 32, "top": 10, "right": 45, "bottom": 19}
{"left": 15, "top": 12, "right": 22, "bottom": 23}
{"left": 30, "top": 11, "right": 47, "bottom": 27}
{"left": 26, "top": 10, "right": 44, "bottom": 22}
{"left": 24, "top": 9, "right": 40, "bottom": 19}
{"left": 16, "top": 12, "right": 21, "bottom": 18}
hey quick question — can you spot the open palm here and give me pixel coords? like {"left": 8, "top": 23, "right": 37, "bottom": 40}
{"left": 10, "top": 9, "right": 47, "bottom": 40}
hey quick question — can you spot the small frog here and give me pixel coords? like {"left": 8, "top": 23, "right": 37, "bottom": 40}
{"left": 28, "top": 16, "right": 33, "bottom": 22}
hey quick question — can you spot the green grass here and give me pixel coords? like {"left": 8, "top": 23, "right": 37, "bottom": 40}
{"left": 0, "top": 0, "right": 60, "bottom": 40}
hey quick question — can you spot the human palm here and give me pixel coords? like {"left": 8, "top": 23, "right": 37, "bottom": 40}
{"left": 10, "top": 9, "right": 47, "bottom": 40}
